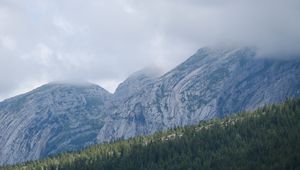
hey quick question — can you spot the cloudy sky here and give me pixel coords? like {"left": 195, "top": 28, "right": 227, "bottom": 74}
{"left": 0, "top": 0, "right": 300, "bottom": 100}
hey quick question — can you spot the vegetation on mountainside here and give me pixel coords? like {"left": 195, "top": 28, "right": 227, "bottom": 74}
{"left": 1, "top": 99, "right": 300, "bottom": 170}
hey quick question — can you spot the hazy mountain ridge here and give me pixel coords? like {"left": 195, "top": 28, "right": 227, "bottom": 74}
{"left": 2, "top": 99, "right": 300, "bottom": 170}
{"left": 97, "top": 47, "right": 300, "bottom": 143}
{"left": 0, "top": 46, "right": 299, "bottom": 165}
{"left": 0, "top": 83, "right": 113, "bottom": 165}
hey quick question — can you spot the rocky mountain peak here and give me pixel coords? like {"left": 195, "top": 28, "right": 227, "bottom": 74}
{"left": 1, "top": 46, "right": 299, "bottom": 166}
{"left": 97, "top": 46, "right": 300, "bottom": 143}
{"left": 0, "top": 82, "right": 113, "bottom": 165}
{"left": 114, "top": 67, "right": 162, "bottom": 101}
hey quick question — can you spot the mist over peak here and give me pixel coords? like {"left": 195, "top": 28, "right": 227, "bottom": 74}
{"left": 0, "top": 0, "right": 299, "bottom": 100}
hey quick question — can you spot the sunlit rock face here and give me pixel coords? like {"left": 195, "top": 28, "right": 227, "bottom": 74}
{"left": 0, "top": 46, "right": 299, "bottom": 165}
{"left": 0, "top": 83, "right": 113, "bottom": 165}
{"left": 97, "top": 47, "right": 300, "bottom": 143}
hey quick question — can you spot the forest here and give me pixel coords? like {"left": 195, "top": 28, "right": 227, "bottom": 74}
{"left": 1, "top": 99, "right": 299, "bottom": 170}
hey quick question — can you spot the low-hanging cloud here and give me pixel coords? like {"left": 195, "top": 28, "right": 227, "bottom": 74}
{"left": 0, "top": 0, "right": 299, "bottom": 100}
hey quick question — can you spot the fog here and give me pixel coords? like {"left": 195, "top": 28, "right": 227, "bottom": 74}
{"left": 0, "top": 0, "right": 299, "bottom": 100}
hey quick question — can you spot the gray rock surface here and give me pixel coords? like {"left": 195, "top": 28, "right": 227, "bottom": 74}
{"left": 0, "top": 82, "right": 113, "bottom": 165}
{"left": 97, "top": 47, "right": 300, "bottom": 143}
{"left": 0, "top": 46, "right": 299, "bottom": 165}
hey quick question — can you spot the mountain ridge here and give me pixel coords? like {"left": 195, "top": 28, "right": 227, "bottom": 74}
{"left": 97, "top": 46, "right": 300, "bottom": 143}
{"left": 0, "top": 83, "right": 113, "bottom": 165}
{"left": 2, "top": 99, "right": 299, "bottom": 170}
{"left": 0, "top": 46, "right": 299, "bottom": 165}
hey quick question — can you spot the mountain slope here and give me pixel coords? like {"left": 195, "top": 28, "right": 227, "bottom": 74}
{"left": 2, "top": 99, "right": 299, "bottom": 170}
{"left": 97, "top": 47, "right": 300, "bottom": 143}
{"left": 0, "top": 46, "right": 299, "bottom": 165}
{"left": 0, "top": 83, "right": 112, "bottom": 165}
{"left": 113, "top": 67, "right": 161, "bottom": 103}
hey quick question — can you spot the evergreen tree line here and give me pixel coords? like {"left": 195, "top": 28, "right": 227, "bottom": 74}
{"left": 1, "top": 99, "right": 300, "bottom": 170}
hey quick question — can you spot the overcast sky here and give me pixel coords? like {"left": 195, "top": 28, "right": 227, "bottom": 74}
{"left": 0, "top": 0, "right": 300, "bottom": 100}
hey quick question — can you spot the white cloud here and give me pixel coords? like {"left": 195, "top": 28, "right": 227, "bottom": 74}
{"left": 0, "top": 0, "right": 299, "bottom": 100}
{"left": 53, "top": 17, "right": 75, "bottom": 35}
{"left": 0, "top": 35, "right": 16, "bottom": 50}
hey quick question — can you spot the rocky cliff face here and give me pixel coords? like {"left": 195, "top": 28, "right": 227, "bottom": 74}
{"left": 0, "top": 46, "right": 299, "bottom": 165}
{"left": 97, "top": 47, "right": 300, "bottom": 142}
{"left": 0, "top": 83, "right": 112, "bottom": 165}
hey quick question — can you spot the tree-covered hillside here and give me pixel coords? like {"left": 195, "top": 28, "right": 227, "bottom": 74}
{"left": 1, "top": 99, "right": 300, "bottom": 170}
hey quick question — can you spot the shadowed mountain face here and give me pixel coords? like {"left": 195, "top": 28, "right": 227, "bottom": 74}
{"left": 0, "top": 83, "right": 113, "bottom": 165}
{"left": 97, "top": 47, "right": 300, "bottom": 142}
{"left": 0, "top": 47, "right": 299, "bottom": 165}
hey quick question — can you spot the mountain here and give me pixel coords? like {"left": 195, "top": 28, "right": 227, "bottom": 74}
{"left": 2, "top": 99, "right": 299, "bottom": 170}
{"left": 0, "top": 83, "right": 112, "bottom": 165}
{"left": 97, "top": 47, "right": 300, "bottom": 143}
{"left": 0, "top": 46, "right": 300, "bottom": 165}
{"left": 113, "top": 67, "right": 161, "bottom": 103}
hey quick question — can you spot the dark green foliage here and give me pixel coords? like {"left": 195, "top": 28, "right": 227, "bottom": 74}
{"left": 1, "top": 99, "right": 300, "bottom": 170}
